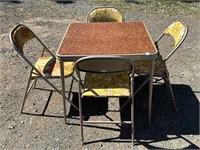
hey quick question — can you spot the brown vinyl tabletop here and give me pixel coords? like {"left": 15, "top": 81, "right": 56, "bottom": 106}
{"left": 56, "top": 22, "right": 157, "bottom": 61}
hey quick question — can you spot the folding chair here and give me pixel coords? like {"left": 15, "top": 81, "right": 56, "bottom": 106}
{"left": 9, "top": 24, "right": 79, "bottom": 123}
{"left": 134, "top": 20, "right": 188, "bottom": 111}
{"left": 86, "top": 6, "right": 125, "bottom": 22}
{"left": 74, "top": 55, "right": 134, "bottom": 144}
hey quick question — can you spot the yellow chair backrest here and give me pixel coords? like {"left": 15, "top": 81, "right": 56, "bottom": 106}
{"left": 12, "top": 25, "right": 36, "bottom": 53}
{"left": 164, "top": 21, "right": 187, "bottom": 47}
{"left": 87, "top": 7, "right": 124, "bottom": 22}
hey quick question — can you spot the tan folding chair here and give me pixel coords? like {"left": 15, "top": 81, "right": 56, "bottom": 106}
{"left": 9, "top": 24, "right": 79, "bottom": 123}
{"left": 86, "top": 6, "right": 125, "bottom": 22}
{"left": 134, "top": 20, "right": 188, "bottom": 111}
{"left": 74, "top": 55, "right": 134, "bottom": 144}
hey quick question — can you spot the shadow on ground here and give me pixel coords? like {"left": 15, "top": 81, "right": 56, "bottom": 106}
{"left": 67, "top": 81, "right": 199, "bottom": 149}
{"left": 54, "top": 0, "right": 75, "bottom": 4}
{"left": 133, "top": 83, "right": 199, "bottom": 149}
{"left": 0, "top": 0, "right": 22, "bottom": 3}
{"left": 21, "top": 78, "right": 199, "bottom": 149}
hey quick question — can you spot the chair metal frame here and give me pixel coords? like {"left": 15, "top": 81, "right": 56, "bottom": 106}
{"left": 86, "top": 6, "right": 125, "bottom": 23}
{"left": 9, "top": 24, "right": 79, "bottom": 123}
{"left": 155, "top": 20, "right": 188, "bottom": 111}
{"left": 135, "top": 20, "right": 188, "bottom": 111}
{"left": 74, "top": 55, "right": 134, "bottom": 144}
{"left": 155, "top": 20, "right": 188, "bottom": 62}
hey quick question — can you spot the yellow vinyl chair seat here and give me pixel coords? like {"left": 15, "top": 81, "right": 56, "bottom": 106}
{"left": 32, "top": 57, "right": 74, "bottom": 77}
{"left": 82, "top": 73, "right": 130, "bottom": 97}
{"left": 134, "top": 55, "right": 166, "bottom": 76}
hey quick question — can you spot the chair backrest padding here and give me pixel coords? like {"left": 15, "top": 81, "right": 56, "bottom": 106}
{"left": 10, "top": 24, "right": 36, "bottom": 54}
{"left": 164, "top": 21, "right": 187, "bottom": 47}
{"left": 75, "top": 56, "right": 133, "bottom": 74}
{"left": 87, "top": 6, "right": 124, "bottom": 22}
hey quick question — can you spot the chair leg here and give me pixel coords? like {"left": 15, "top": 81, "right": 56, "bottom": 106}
{"left": 131, "top": 77, "right": 134, "bottom": 145}
{"left": 67, "top": 77, "right": 75, "bottom": 102}
{"left": 33, "top": 79, "right": 38, "bottom": 89}
{"left": 164, "top": 76, "right": 177, "bottom": 111}
{"left": 78, "top": 82, "right": 84, "bottom": 144}
{"left": 131, "top": 95, "right": 134, "bottom": 144}
{"left": 61, "top": 77, "right": 75, "bottom": 120}
{"left": 21, "top": 75, "right": 33, "bottom": 113}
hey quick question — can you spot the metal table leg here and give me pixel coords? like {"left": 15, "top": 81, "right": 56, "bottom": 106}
{"left": 60, "top": 61, "right": 67, "bottom": 124}
{"left": 148, "top": 59, "right": 155, "bottom": 125}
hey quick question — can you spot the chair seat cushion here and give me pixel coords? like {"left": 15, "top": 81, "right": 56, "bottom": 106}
{"left": 133, "top": 55, "right": 166, "bottom": 76}
{"left": 82, "top": 73, "right": 130, "bottom": 97}
{"left": 32, "top": 57, "right": 74, "bottom": 77}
